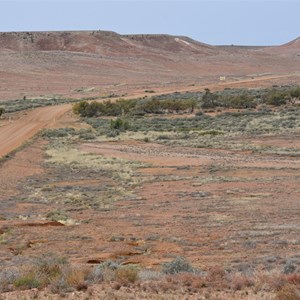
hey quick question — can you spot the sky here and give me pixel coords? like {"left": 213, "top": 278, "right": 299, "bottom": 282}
{"left": 0, "top": 0, "right": 299, "bottom": 46}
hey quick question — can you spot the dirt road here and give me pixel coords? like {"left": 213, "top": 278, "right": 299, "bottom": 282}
{"left": 0, "top": 104, "right": 71, "bottom": 158}
{"left": 0, "top": 74, "right": 298, "bottom": 159}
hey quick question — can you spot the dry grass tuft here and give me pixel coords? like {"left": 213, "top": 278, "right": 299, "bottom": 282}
{"left": 230, "top": 273, "right": 255, "bottom": 291}
{"left": 115, "top": 267, "right": 138, "bottom": 285}
{"left": 275, "top": 284, "right": 300, "bottom": 300}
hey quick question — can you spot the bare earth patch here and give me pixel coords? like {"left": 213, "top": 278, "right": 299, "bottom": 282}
{"left": 0, "top": 139, "right": 45, "bottom": 200}
{"left": 0, "top": 131, "right": 299, "bottom": 298}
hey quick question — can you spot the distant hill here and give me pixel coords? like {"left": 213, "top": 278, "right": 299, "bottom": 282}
{"left": 0, "top": 30, "right": 299, "bottom": 100}
{"left": 282, "top": 36, "right": 300, "bottom": 47}
{"left": 0, "top": 31, "right": 220, "bottom": 56}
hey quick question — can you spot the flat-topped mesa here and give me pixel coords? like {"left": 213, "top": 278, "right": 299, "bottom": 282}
{"left": 0, "top": 30, "right": 220, "bottom": 56}
{"left": 1, "top": 30, "right": 299, "bottom": 53}
{"left": 1, "top": 30, "right": 298, "bottom": 58}
{"left": 122, "top": 33, "right": 217, "bottom": 54}
{"left": 0, "top": 30, "right": 124, "bottom": 53}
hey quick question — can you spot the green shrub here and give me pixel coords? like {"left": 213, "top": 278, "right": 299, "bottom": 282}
{"left": 73, "top": 97, "right": 197, "bottom": 118}
{"left": 73, "top": 101, "right": 90, "bottom": 116}
{"left": 201, "top": 88, "right": 219, "bottom": 109}
{"left": 0, "top": 107, "right": 4, "bottom": 117}
{"left": 290, "top": 86, "right": 300, "bottom": 99}
{"left": 79, "top": 131, "right": 96, "bottom": 140}
{"left": 106, "top": 130, "right": 119, "bottom": 137}
{"left": 14, "top": 272, "right": 41, "bottom": 289}
{"left": 162, "top": 257, "right": 194, "bottom": 274}
{"left": 13, "top": 253, "right": 69, "bottom": 292}
{"left": 225, "top": 93, "right": 257, "bottom": 109}
{"left": 263, "top": 90, "right": 288, "bottom": 106}
{"left": 199, "top": 130, "right": 223, "bottom": 136}
{"left": 110, "top": 118, "right": 129, "bottom": 130}
{"left": 46, "top": 210, "right": 68, "bottom": 222}
{"left": 156, "top": 135, "right": 171, "bottom": 140}
{"left": 41, "top": 128, "right": 76, "bottom": 138}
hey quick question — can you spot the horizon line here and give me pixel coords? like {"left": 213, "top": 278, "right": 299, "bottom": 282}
{"left": 0, "top": 29, "right": 299, "bottom": 47}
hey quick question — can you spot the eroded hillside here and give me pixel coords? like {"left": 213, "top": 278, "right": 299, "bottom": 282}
{"left": 0, "top": 30, "right": 299, "bottom": 100}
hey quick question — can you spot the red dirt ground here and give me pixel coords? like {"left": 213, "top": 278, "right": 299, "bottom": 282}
{"left": 0, "top": 31, "right": 299, "bottom": 299}
{"left": 1, "top": 136, "right": 299, "bottom": 268}
{"left": 0, "top": 132, "right": 299, "bottom": 299}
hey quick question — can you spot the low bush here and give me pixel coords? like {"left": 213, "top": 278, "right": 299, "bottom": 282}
{"left": 41, "top": 128, "right": 76, "bottom": 138}
{"left": 73, "top": 98, "right": 196, "bottom": 118}
{"left": 11, "top": 253, "right": 68, "bottom": 291}
{"left": 78, "top": 130, "right": 96, "bottom": 140}
{"left": 224, "top": 93, "right": 257, "bottom": 109}
{"left": 263, "top": 90, "right": 288, "bottom": 106}
{"left": 0, "top": 268, "right": 20, "bottom": 292}
{"left": 46, "top": 209, "right": 68, "bottom": 222}
{"left": 110, "top": 118, "right": 129, "bottom": 130}
{"left": 201, "top": 88, "right": 219, "bottom": 109}
{"left": 115, "top": 267, "right": 138, "bottom": 284}
{"left": 3, "top": 257, "right": 300, "bottom": 297}
{"left": 64, "top": 266, "right": 89, "bottom": 290}
{"left": 34, "top": 253, "right": 67, "bottom": 282}
{"left": 229, "top": 273, "right": 255, "bottom": 291}
{"left": 98, "top": 260, "right": 121, "bottom": 271}
{"left": 290, "top": 86, "right": 300, "bottom": 98}
{"left": 14, "top": 271, "right": 42, "bottom": 290}
{"left": 162, "top": 257, "right": 194, "bottom": 274}
{"left": 275, "top": 284, "right": 300, "bottom": 300}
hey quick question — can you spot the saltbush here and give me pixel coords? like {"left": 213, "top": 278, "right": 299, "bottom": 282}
{"left": 162, "top": 257, "right": 194, "bottom": 274}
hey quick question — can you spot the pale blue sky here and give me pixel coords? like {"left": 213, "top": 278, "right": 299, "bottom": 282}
{"left": 0, "top": 1, "right": 299, "bottom": 45}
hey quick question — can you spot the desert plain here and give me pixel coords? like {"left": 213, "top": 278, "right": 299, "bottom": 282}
{"left": 0, "top": 31, "right": 299, "bottom": 299}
